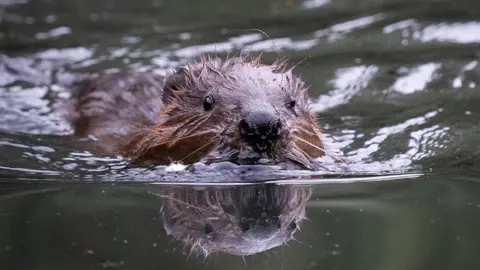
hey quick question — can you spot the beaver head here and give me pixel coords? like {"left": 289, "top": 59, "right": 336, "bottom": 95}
{"left": 125, "top": 56, "right": 324, "bottom": 169}
{"left": 159, "top": 184, "right": 311, "bottom": 256}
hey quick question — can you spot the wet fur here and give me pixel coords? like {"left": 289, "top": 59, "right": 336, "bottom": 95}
{"left": 159, "top": 184, "right": 311, "bottom": 256}
{"left": 63, "top": 55, "right": 325, "bottom": 169}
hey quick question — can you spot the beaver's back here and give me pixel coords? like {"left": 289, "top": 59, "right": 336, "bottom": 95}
{"left": 63, "top": 72, "right": 166, "bottom": 141}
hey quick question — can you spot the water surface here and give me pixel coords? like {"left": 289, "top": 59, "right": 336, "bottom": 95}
{"left": 1, "top": 0, "right": 480, "bottom": 269}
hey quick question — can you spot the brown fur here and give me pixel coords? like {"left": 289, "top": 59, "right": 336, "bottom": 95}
{"left": 158, "top": 184, "right": 311, "bottom": 256}
{"left": 63, "top": 55, "right": 325, "bottom": 169}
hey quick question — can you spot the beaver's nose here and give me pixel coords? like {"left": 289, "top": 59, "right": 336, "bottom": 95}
{"left": 239, "top": 216, "right": 281, "bottom": 240}
{"left": 239, "top": 111, "right": 282, "bottom": 153}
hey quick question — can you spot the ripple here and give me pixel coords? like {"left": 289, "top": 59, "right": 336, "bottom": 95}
{"left": 35, "top": 26, "right": 71, "bottom": 40}
{"left": 384, "top": 19, "right": 480, "bottom": 44}
{"left": 417, "top": 22, "right": 480, "bottom": 44}
{"left": 1, "top": 0, "right": 479, "bottom": 182}
{"left": 314, "top": 14, "right": 385, "bottom": 41}
{"left": 302, "top": 0, "right": 330, "bottom": 9}
{"left": 343, "top": 108, "right": 445, "bottom": 169}
{"left": 248, "top": 37, "right": 318, "bottom": 52}
{"left": 383, "top": 19, "right": 418, "bottom": 34}
{"left": 313, "top": 65, "right": 378, "bottom": 112}
{"left": 390, "top": 63, "right": 441, "bottom": 94}
{"left": 405, "top": 125, "right": 450, "bottom": 161}
{"left": 452, "top": 60, "right": 478, "bottom": 88}
{"left": 35, "top": 47, "right": 93, "bottom": 62}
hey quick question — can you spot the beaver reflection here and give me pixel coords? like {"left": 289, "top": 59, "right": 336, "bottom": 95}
{"left": 159, "top": 184, "right": 311, "bottom": 256}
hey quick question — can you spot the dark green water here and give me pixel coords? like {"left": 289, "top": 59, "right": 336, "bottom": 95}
{"left": 1, "top": 0, "right": 480, "bottom": 269}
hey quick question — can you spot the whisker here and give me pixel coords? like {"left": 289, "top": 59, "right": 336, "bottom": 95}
{"left": 180, "top": 134, "right": 221, "bottom": 162}
{"left": 192, "top": 146, "right": 230, "bottom": 166}
{"left": 291, "top": 55, "right": 311, "bottom": 70}
{"left": 183, "top": 125, "right": 233, "bottom": 170}
{"left": 149, "top": 130, "right": 215, "bottom": 148}
{"left": 203, "top": 252, "right": 213, "bottom": 264}
{"left": 171, "top": 115, "right": 208, "bottom": 136}
{"left": 286, "top": 147, "right": 314, "bottom": 170}
{"left": 186, "top": 246, "right": 194, "bottom": 261}
{"left": 293, "top": 135, "right": 345, "bottom": 163}
{"left": 176, "top": 120, "right": 212, "bottom": 140}
{"left": 293, "top": 135, "right": 325, "bottom": 155}
{"left": 291, "top": 237, "right": 307, "bottom": 247}
{"left": 159, "top": 194, "right": 214, "bottom": 213}
{"left": 241, "top": 28, "right": 279, "bottom": 53}
{"left": 203, "top": 140, "right": 227, "bottom": 159}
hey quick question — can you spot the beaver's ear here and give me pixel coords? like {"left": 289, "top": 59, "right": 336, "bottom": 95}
{"left": 162, "top": 67, "right": 188, "bottom": 103}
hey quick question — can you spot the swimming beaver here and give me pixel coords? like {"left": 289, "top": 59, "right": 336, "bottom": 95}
{"left": 158, "top": 184, "right": 311, "bottom": 256}
{"left": 64, "top": 56, "right": 325, "bottom": 169}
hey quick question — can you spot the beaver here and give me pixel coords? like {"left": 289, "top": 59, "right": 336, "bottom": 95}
{"left": 64, "top": 56, "right": 325, "bottom": 169}
{"left": 157, "top": 184, "right": 311, "bottom": 256}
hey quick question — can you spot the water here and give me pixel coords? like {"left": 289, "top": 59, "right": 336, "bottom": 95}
{"left": 1, "top": 0, "right": 480, "bottom": 269}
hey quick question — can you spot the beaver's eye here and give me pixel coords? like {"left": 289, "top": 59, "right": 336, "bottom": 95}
{"left": 240, "top": 220, "right": 250, "bottom": 232}
{"left": 204, "top": 223, "right": 216, "bottom": 240}
{"left": 287, "top": 98, "right": 296, "bottom": 109}
{"left": 203, "top": 95, "right": 214, "bottom": 111}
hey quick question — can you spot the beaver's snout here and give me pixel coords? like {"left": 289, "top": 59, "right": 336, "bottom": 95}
{"left": 239, "top": 215, "right": 281, "bottom": 240}
{"left": 239, "top": 111, "right": 282, "bottom": 154}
